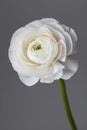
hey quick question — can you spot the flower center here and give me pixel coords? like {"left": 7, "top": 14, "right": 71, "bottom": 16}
{"left": 27, "top": 37, "right": 53, "bottom": 64}
{"left": 33, "top": 43, "right": 42, "bottom": 51}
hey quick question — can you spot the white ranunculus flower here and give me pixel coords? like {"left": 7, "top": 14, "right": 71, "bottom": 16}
{"left": 8, "top": 18, "right": 78, "bottom": 86}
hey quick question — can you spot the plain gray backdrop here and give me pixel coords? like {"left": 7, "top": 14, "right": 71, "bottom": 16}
{"left": 0, "top": 0, "right": 87, "bottom": 129}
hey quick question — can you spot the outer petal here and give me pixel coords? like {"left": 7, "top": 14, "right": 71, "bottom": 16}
{"left": 25, "top": 18, "right": 59, "bottom": 29}
{"left": 52, "top": 62, "right": 64, "bottom": 80}
{"left": 18, "top": 74, "right": 39, "bottom": 86}
{"left": 40, "top": 18, "right": 59, "bottom": 24}
{"left": 46, "top": 22, "right": 73, "bottom": 55}
{"left": 8, "top": 27, "right": 32, "bottom": 67}
{"left": 62, "top": 55, "right": 78, "bottom": 80}
{"left": 53, "top": 62, "right": 64, "bottom": 73}
{"left": 58, "top": 39, "right": 67, "bottom": 62}
{"left": 63, "top": 32, "right": 73, "bottom": 55}
{"left": 62, "top": 25, "right": 77, "bottom": 54}
{"left": 69, "top": 28, "right": 77, "bottom": 54}
{"left": 40, "top": 62, "right": 64, "bottom": 83}
{"left": 62, "top": 25, "right": 77, "bottom": 43}
{"left": 25, "top": 20, "right": 42, "bottom": 29}
{"left": 69, "top": 28, "right": 77, "bottom": 43}
{"left": 8, "top": 27, "right": 38, "bottom": 75}
{"left": 40, "top": 69, "right": 63, "bottom": 83}
{"left": 40, "top": 77, "right": 54, "bottom": 83}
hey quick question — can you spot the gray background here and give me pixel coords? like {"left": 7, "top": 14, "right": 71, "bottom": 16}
{"left": 0, "top": 0, "right": 87, "bottom": 129}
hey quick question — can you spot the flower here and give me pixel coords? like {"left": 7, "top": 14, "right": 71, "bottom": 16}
{"left": 8, "top": 18, "right": 78, "bottom": 86}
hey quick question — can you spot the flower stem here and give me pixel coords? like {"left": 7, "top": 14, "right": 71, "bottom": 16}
{"left": 59, "top": 78, "right": 77, "bottom": 130}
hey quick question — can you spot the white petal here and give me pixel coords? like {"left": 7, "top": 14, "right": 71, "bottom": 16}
{"left": 18, "top": 74, "right": 39, "bottom": 86}
{"left": 69, "top": 28, "right": 77, "bottom": 54}
{"left": 40, "top": 18, "right": 59, "bottom": 24}
{"left": 10, "top": 27, "right": 30, "bottom": 47}
{"left": 9, "top": 27, "right": 30, "bottom": 65}
{"left": 63, "top": 25, "right": 77, "bottom": 43}
{"left": 62, "top": 56, "right": 78, "bottom": 80}
{"left": 62, "top": 24, "right": 70, "bottom": 32}
{"left": 46, "top": 22, "right": 73, "bottom": 55}
{"left": 64, "top": 32, "right": 73, "bottom": 55}
{"left": 40, "top": 62, "right": 64, "bottom": 83}
{"left": 40, "top": 77, "right": 54, "bottom": 83}
{"left": 26, "top": 18, "right": 59, "bottom": 30}
{"left": 53, "top": 62, "right": 64, "bottom": 74}
{"left": 40, "top": 69, "right": 63, "bottom": 83}
{"left": 8, "top": 27, "right": 37, "bottom": 74}
{"left": 62, "top": 25, "right": 77, "bottom": 54}
{"left": 53, "top": 29, "right": 65, "bottom": 41}
{"left": 69, "top": 28, "right": 77, "bottom": 42}
{"left": 59, "top": 39, "right": 67, "bottom": 62}
{"left": 25, "top": 20, "right": 42, "bottom": 29}
{"left": 53, "top": 69, "right": 63, "bottom": 80}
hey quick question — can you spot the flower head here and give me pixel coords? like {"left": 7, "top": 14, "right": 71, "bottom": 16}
{"left": 8, "top": 18, "right": 78, "bottom": 86}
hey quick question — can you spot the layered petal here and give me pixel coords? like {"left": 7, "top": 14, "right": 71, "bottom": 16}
{"left": 40, "top": 69, "right": 63, "bottom": 83}
{"left": 18, "top": 74, "right": 39, "bottom": 86}
{"left": 62, "top": 25, "right": 77, "bottom": 54}
{"left": 40, "top": 62, "right": 64, "bottom": 83}
{"left": 25, "top": 18, "right": 59, "bottom": 29}
{"left": 48, "top": 25, "right": 73, "bottom": 55}
{"left": 62, "top": 56, "right": 78, "bottom": 79}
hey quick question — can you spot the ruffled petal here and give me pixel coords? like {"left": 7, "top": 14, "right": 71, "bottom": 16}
{"left": 40, "top": 77, "right": 54, "bottom": 83}
{"left": 25, "top": 18, "right": 59, "bottom": 29}
{"left": 53, "top": 69, "right": 63, "bottom": 80}
{"left": 18, "top": 74, "right": 39, "bottom": 86}
{"left": 40, "top": 69, "right": 63, "bottom": 83}
{"left": 69, "top": 28, "right": 77, "bottom": 54}
{"left": 62, "top": 24, "right": 70, "bottom": 32}
{"left": 40, "top": 62, "right": 64, "bottom": 83}
{"left": 8, "top": 27, "right": 39, "bottom": 74}
{"left": 25, "top": 20, "right": 42, "bottom": 29}
{"left": 58, "top": 39, "right": 67, "bottom": 62}
{"left": 62, "top": 55, "right": 78, "bottom": 80}
{"left": 40, "top": 18, "right": 59, "bottom": 24}
{"left": 62, "top": 25, "right": 77, "bottom": 54}
{"left": 53, "top": 62, "right": 64, "bottom": 73}
{"left": 63, "top": 32, "right": 73, "bottom": 55}
{"left": 46, "top": 22, "right": 73, "bottom": 55}
{"left": 69, "top": 28, "right": 77, "bottom": 43}
{"left": 62, "top": 25, "right": 77, "bottom": 43}
{"left": 9, "top": 27, "right": 32, "bottom": 66}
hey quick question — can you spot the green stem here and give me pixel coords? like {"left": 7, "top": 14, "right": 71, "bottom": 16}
{"left": 59, "top": 78, "right": 77, "bottom": 130}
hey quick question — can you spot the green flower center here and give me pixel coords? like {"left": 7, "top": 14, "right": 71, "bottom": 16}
{"left": 33, "top": 43, "right": 42, "bottom": 51}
